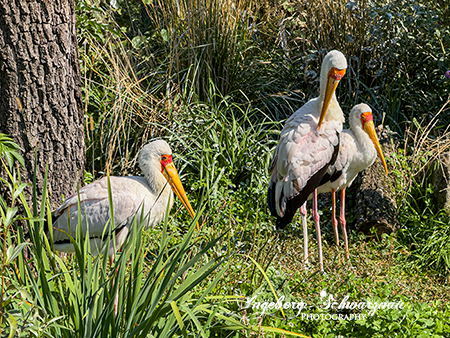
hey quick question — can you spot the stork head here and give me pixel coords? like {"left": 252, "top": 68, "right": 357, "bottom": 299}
{"left": 351, "top": 104, "right": 388, "bottom": 174}
{"left": 318, "top": 50, "right": 347, "bottom": 129}
{"left": 139, "top": 140, "right": 198, "bottom": 228}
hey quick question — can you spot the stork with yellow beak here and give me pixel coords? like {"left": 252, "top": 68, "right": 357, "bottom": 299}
{"left": 314, "top": 103, "right": 388, "bottom": 259}
{"left": 51, "top": 140, "right": 197, "bottom": 258}
{"left": 268, "top": 50, "right": 347, "bottom": 271}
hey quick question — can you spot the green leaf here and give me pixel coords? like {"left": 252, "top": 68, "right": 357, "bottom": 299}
{"left": 161, "top": 29, "right": 170, "bottom": 42}
{"left": 3, "top": 207, "right": 18, "bottom": 227}
{"left": 12, "top": 183, "right": 29, "bottom": 201}
{"left": 6, "top": 242, "right": 31, "bottom": 264}
{"left": 170, "top": 301, "right": 185, "bottom": 330}
{"left": 0, "top": 133, "right": 25, "bottom": 168}
{"left": 5, "top": 312, "right": 17, "bottom": 338}
{"left": 132, "top": 35, "right": 144, "bottom": 49}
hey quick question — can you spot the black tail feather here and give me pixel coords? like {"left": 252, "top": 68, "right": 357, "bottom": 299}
{"left": 267, "top": 181, "right": 278, "bottom": 218}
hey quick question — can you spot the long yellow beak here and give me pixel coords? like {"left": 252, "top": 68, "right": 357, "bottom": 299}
{"left": 318, "top": 68, "right": 346, "bottom": 129}
{"left": 162, "top": 161, "right": 199, "bottom": 229}
{"left": 364, "top": 120, "right": 388, "bottom": 174}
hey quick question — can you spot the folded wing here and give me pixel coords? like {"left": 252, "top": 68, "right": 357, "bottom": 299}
{"left": 268, "top": 111, "right": 341, "bottom": 228}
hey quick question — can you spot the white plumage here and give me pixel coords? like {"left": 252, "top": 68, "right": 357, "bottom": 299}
{"left": 51, "top": 140, "right": 196, "bottom": 257}
{"left": 311, "top": 103, "right": 388, "bottom": 258}
{"left": 317, "top": 103, "right": 386, "bottom": 194}
{"left": 268, "top": 50, "right": 347, "bottom": 224}
{"left": 268, "top": 50, "right": 347, "bottom": 271}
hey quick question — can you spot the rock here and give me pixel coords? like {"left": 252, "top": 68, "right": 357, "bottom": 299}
{"left": 429, "top": 152, "right": 450, "bottom": 212}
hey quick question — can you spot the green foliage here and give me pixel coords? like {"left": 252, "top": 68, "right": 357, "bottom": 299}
{"left": 224, "top": 235, "right": 450, "bottom": 337}
{"left": 360, "top": 0, "right": 450, "bottom": 131}
{"left": 211, "top": 235, "right": 450, "bottom": 337}
{"left": 0, "top": 134, "right": 25, "bottom": 169}
{"left": 167, "top": 94, "right": 278, "bottom": 204}
{"left": 2, "top": 161, "right": 230, "bottom": 337}
{"left": 4, "top": 0, "right": 446, "bottom": 336}
{"left": 254, "top": 0, "right": 450, "bottom": 127}
{"left": 0, "top": 148, "right": 306, "bottom": 337}
{"left": 391, "top": 146, "right": 450, "bottom": 277}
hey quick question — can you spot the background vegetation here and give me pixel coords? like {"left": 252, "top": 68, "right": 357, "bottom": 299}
{"left": 1, "top": 0, "right": 450, "bottom": 336}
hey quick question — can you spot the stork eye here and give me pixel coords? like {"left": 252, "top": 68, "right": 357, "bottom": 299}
{"left": 361, "top": 114, "right": 366, "bottom": 120}
{"left": 162, "top": 155, "right": 167, "bottom": 161}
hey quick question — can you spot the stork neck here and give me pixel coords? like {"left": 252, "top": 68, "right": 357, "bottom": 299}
{"left": 143, "top": 163, "right": 170, "bottom": 197}
{"left": 319, "top": 83, "right": 331, "bottom": 101}
{"left": 352, "top": 122, "right": 376, "bottom": 164}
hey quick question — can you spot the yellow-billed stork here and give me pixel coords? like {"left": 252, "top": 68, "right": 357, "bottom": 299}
{"left": 312, "top": 103, "right": 388, "bottom": 259}
{"left": 51, "top": 139, "right": 197, "bottom": 258}
{"left": 267, "top": 50, "right": 347, "bottom": 271}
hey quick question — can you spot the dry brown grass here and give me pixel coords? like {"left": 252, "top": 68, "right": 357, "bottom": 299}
{"left": 389, "top": 97, "right": 450, "bottom": 200}
{"left": 142, "top": 0, "right": 252, "bottom": 99}
{"left": 252, "top": 0, "right": 372, "bottom": 59}
{"left": 80, "top": 22, "right": 177, "bottom": 175}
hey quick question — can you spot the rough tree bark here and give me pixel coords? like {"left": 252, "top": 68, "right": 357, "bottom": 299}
{"left": 352, "top": 125, "right": 399, "bottom": 238}
{"left": 0, "top": 0, "right": 85, "bottom": 208}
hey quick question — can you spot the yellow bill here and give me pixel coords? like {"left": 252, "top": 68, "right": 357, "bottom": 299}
{"left": 318, "top": 67, "right": 346, "bottom": 129}
{"left": 162, "top": 160, "right": 199, "bottom": 229}
{"left": 363, "top": 119, "right": 389, "bottom": 174}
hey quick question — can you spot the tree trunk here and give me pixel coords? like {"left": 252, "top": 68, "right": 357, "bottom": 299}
{"left": 0, "top": 0, "right": 85, "bottom": 208}
{"left": 352, "top": 125, "right": 399, "bottom": 238}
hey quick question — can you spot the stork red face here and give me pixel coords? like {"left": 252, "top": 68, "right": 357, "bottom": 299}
{"left": 318, "top": 67, "right": 347, "bottom": 129}
{"left": 360, "top": 112, "right": 388, "bottom": 174}
{"left": 160, "top": 154, "right": 198, "bottom": 229}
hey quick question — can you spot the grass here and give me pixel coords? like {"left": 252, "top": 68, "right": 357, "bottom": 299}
{"left": 2, "top": 0, "right": 450, "bottom": 336}
{"left": 0, "top": 157, "right": 309, "bottom": 337}
{"left": 234, "top": 235, "right": 450, "bottom": 337}
{"left": 76, "top": 0, "right": 450, "bottom": 335}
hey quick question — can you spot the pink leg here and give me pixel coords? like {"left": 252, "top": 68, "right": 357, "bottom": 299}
{"left": 339, "top": 188, "right": 349, "bottom": 259}
{"left": 331, "top": 189, "right": 339, "bottom": 247}
{"left": 109, "top": 256, "right": 120, "bottom": 316}
{"left": 109, "top": 227, "right": 130, "bottom": 316}
{"left": 312, "top": 189, "right": 323, "bottom": 272}
{"left": 300, "top": 202, "right": 309, "bottom": 265}
{"left": 114, "top": 285, "right": 119, "bottom": 316}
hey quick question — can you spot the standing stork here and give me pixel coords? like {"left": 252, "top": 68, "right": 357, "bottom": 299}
{"left": 267, "top": 50, "right": 347, "bottom": 271}
{"left": 51, "top": 139, "right": 197, "bottom": 258}
{"left": 313, "top": 103, "right": 388, "bottom": 259}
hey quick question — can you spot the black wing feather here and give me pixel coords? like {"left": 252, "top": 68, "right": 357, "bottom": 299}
{"left": 274, "top": 133, "right": 340, "bottom": 229}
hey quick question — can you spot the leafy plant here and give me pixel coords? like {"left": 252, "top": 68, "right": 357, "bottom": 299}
{"left": 1, "top": 160, "right": 227, "bottom": 337}
{"left": 0, "top": 133, "right": 25, "bottom": 169}
{"left": 0, "top": 144, "right": 307, "bottom": 337}
{"left": 68, "top": 0, "right": 450, "bottom": 336}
